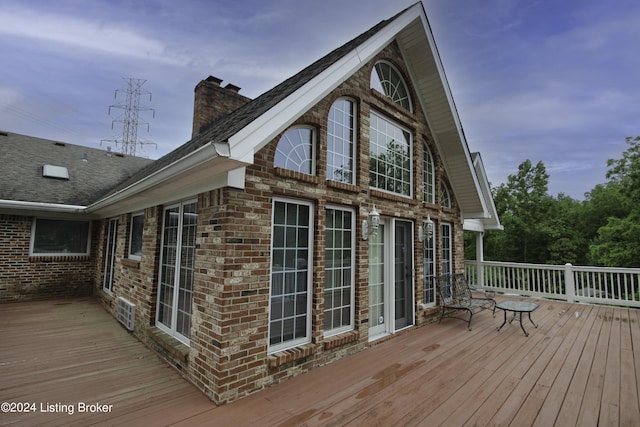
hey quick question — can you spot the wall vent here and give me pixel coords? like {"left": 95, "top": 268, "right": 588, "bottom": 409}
{"left": 116, "top": 297, "right": 135, "bottom": 331}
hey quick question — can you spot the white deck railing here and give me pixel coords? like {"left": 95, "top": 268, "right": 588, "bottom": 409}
{"left": 465, "top": 260, "right": 640, "bottom": 308}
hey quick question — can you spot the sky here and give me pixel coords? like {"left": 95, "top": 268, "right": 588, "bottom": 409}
{"left": 1, "top": 0, "right": 639, "bottom": 200}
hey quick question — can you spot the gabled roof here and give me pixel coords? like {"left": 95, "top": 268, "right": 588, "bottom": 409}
{"left": 91, "top": 1, "right": 490, "bottom": 220}
{"left": 0, "top": 131, "right": 153, "bottom": 213}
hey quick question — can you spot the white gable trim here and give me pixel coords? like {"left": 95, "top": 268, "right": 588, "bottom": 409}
{"left": 230, "top": 4, "right": 423, "bottom": 164}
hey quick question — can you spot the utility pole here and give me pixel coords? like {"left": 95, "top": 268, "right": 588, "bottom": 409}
{"left": 102, "top": 78, "right": 155, "bottom": 156}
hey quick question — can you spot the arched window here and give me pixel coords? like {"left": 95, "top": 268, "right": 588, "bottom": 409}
{"left": 370, "top": 61, "right": 412, "bottom": 112}
{"left": 423, "top": 144, "right": 435, "bottom": 203}
{"left": 274, "top": 126, "right": 315, "bottom": 175}
{"left": 327, "top": 98, "right": 355, "bottom": 184}
{"left": 440, "top": 182, "right": 452, "bottom": 208}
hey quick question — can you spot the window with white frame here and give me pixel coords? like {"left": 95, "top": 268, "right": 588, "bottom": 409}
{"left": 128, "top": 212, "right": 144, "bottom": 259}
{"left": 30, "top": 218, "right": 90, "bottom": 256}
{"left": 327, "top": 99, "right": 356, "bottom": 184}
{"left": 370, "top": 61, "right": 412, "bottom": 111}
{"left": 157, "top": 200, "right": 197, "bottom": 345}
{"left": 441, "top": 222, "right": 452, "bottom": 276}
{"left": 423, "top": 226, "right": 436, "bottom": 305}
{"left": 274, "top": 126, "right": 315, "bottom": 175}
{"left": 423, "top": 143, "right": 435, "bottom": 204}
{"left": 440, "top": 182, "right": 452, "bottom": 208}
{"left": 324, "top": 207, "right": 355, "bottom": 335}
{"left": 369, "top": 111, "right": 412, "bottom": 196}
{"left": 269, "top": 199, "right": 313, "bottom": 352}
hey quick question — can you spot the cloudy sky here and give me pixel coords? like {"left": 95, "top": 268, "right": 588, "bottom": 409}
{"left": 1, "top": 0, "right": 638, "bottom": 199}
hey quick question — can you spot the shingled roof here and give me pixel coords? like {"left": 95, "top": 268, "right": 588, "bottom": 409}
{"left": 0, "top": 131, "right": 153, "bottom": 207}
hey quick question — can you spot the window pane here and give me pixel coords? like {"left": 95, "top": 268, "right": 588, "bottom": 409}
{"left": 327, "top": 99, "right": 355, "bottom": 184}
{"left": 274, "top": 127, "right": 314, "bottom": 174}
{"left": 32, "top": 219, "right": 90, "bottom": 254}
{"left": 370, "top": 62, "right": 412, "bottom": 111}
{"left": 369, "top": 112, "right": 412, "bottom": 196}
{"left": 324, "top": 208, "right": 354, "bottom": 334}
{"left": 129, "top": 214, "right": 144, "bottom": 257}
{"left": 270, "top": 200, "right": 312, "bottom": 351}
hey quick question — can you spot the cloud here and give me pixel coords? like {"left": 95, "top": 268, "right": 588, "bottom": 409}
{"left": 0, "top": 6, "right": 181, "bottom": 65}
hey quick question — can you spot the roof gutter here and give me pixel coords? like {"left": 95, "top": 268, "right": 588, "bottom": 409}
{"left": 0, "top": 199, "right": 87, "bottom": 213}
{"left": 86, "top": 141, "right": 231, "bottom": 213}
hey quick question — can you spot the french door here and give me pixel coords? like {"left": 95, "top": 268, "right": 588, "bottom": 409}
{"left": 157, "top": 200, "right": 197, "bottom": 345}
{"left": 368, "top": 219, "right": 414, "bottom": 340}
{"left": 103, "top": 218, "right": 118, "bottom": 293}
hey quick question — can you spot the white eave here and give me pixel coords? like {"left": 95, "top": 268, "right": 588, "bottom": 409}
{"left": 86, "top": 141, "right": 247, "bottom": 217}
{"left": 229, "top": 2, "right": 490, "bottom": 219}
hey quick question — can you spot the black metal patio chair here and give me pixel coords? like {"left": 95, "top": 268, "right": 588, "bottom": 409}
{"left": 436, "top": 273, "right": 496, "bottom": 330}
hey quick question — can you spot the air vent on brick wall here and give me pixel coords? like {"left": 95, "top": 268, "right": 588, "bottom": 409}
{"left": 116, "top": 297, "right": 135, "bottom": 331}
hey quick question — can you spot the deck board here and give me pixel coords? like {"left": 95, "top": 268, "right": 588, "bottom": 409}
{"left": 1, "top": 297, "right": 639, "bottom": 426}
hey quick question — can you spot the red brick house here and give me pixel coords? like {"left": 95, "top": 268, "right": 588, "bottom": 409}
{"left": 0, "top": 2, "right": 500, "bottom": 403}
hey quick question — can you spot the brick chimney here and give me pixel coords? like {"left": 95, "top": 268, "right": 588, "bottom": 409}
{"left": 192, "top": 76, "right": 252, "bottom": 137}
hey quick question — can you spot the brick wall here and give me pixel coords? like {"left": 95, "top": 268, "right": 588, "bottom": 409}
{"left": 0, "top": 214, "right": 96, "bottom": 302}
{"left": 94, "top": 207, "right": 162, "bottom": 338}
{"left": 186, "top": 41, "right": 464, "bottom": 403}
{"left": 89, "top": 41, "right": 466, "bottom": 405}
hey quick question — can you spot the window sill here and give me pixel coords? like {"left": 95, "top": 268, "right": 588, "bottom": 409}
{"left": 370, "top": 188, "right": 418, "bottom": 205}
{"left": 323, "top": 331, "right": 359, "bottom": 351}
{"left": 121, "top": 258, "right": 140, "bottom": 269}
{"left": 29, "top": 255, "right": 90, "bottom": 262}
{"left": 275, "top": 167, "right": 319, "bottom": 185}
{"left": 268, "top": 343, "right": 315, "bottom": 369}
{"left": 148, "top": 327, "right": 189, "bottom": 364}
{"left": 327, "top": 180, "right": 360, "bottom": 193}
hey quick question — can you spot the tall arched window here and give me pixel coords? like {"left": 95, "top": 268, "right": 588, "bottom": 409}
{"left": 274, "top": 126, "right": 315, "bottom": 175}
{"left": 327, "top": 98, "right": 355, "bottom": 184}
{"left": 423, "top": 143, "right": 435, "bottom": 203}
{"left": 370, "top": 61, "right": 412, "bottom": 112}
{"left": 440, "top": 182, "right": 452, "bottom": 208}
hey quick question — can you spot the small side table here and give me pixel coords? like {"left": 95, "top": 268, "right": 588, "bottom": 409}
{"left": 496, "top": 300, "right": 539, "bottom": 337}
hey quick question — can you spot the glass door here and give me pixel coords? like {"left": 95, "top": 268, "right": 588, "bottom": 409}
{"left": 394, "top": 221, "right": 413, "bottom": 330}
{"left": 368, "top": 222, "right": 387, "bottom": 339}
{"left": 157, "top": 200, "right": 197, "bottom": 345}
{"left": 103, "top": 218, "right": 118, "bottom": 293}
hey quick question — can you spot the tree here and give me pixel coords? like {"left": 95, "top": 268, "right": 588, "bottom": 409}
{"left": 587, "top": 136, "right": 640, "bottom": 267}
{"left": 485, "top": 160, "right": 555, "bottom": 263}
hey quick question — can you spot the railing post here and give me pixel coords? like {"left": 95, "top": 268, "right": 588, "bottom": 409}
{"left": 476, "top": 232, "right": 484, "bottom": 289}
{"left": 564, "top": 263, "right": 575, "bottom": 303}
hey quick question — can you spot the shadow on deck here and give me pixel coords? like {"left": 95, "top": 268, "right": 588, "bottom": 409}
{"left": 1, "top": 296, "right": 639, "bottom": 426}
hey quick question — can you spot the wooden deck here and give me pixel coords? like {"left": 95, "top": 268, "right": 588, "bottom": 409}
{"left": 1, "top": 297, "right": 639, "bottom": 426}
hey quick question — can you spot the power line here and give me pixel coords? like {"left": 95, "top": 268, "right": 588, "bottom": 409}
{"left": 101, "top": 78, "right": 156, "bottom": 156}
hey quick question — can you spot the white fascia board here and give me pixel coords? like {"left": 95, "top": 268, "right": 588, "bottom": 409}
{"left": 0, "top": 199, "right": 92, "bottom": 219}
{"left": 86, "top": 141, "right": 236, "bottom": 214}
{"left": 0, "top": 199, "right": 87, "bottom": 214}
{"left": 230, "top": 4, "right": 424, "bottom": 163}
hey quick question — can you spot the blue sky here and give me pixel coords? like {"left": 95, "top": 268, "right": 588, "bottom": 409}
{"left": 1, "top": 0, "right": 639, "bottom": 200}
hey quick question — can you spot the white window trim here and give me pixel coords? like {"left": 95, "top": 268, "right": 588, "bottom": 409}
{"left": 268, "top": 197, "right": 315, "bottom": 354}
{"left": 323, "top": 205, "right": 356, "bottom": 337}
{"left": 369, "top": 110, "right": 413, "bottom": 198}
{"left": 155, "top": 198, "right": 197, "bottom": 346}
{"left": 128, "top": 212, "right": 144, "bottom": 260}
{"left": 274, "top": 125, "right": 317, "bottom": 175}
{"left": 422, "top": 226, "right": 436, "bottom": 307}
{"left": 423, "top": 143, "right": 435, "bottom": 204}
{"left": 441, "top": 222, "right": 453, "bottom": 276}
{"left": 371, "top": 60, "right": 413, "bottom": 112}
{"left": 326, "top": 98, "right": 357, "bottom": 185}
{"left": 29, "top": 218, "right": 91, "bottom": 257}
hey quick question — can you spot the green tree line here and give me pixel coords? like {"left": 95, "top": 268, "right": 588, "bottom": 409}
{"left": 466, "top": 136, "right": 640, "bottom": 268}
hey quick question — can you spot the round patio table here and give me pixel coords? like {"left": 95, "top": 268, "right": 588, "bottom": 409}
{"left": 495, "top": 300, "right": 539, "bottom": 337}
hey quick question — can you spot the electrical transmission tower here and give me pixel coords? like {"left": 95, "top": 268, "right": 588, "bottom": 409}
{"left": 102, "top": 78, "right": 155, "bottom": 156}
